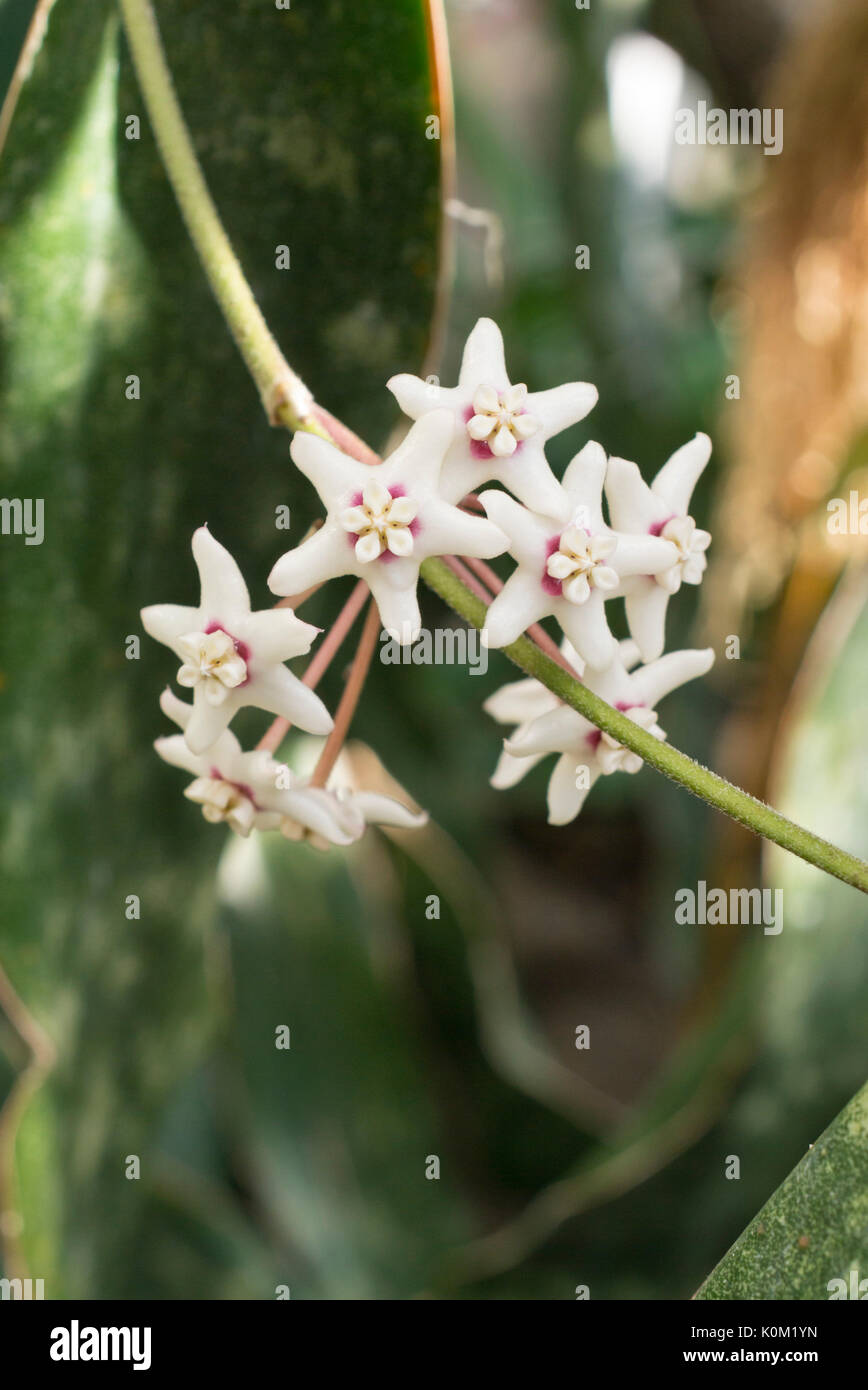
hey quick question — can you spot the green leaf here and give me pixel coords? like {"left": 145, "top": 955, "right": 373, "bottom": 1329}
{"left": 694, "top": 573, "right": 868, "bottom": 1299}
{"left": 695, "top": 1077, "right": 868, "bottom": 1299}
{"left": 0, "top": 0, "right": 443, "bottom": 1296}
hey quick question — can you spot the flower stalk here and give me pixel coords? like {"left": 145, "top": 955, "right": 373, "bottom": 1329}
{"left": 311, "top": 601, "right": 381, "bottom": 788}
{"left": 117, "top": 0, "right": 327, "bottom": 436}
{"left": 257, "top": 579, "right": 370, "bottom": 754}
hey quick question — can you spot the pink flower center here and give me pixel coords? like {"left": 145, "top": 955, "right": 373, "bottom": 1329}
{"left": 203, "top": 621, "right": 251, "bottom": 683}
{"left": 463, "top": 404, "right": 527, "bottom": 461}
{"left": 208, "top": 768, "right": 261, "bottom": 811}
{"left": 345, "top": 485, "right": 419, "bottom": 562}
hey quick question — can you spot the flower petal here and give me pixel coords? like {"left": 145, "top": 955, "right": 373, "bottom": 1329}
{"left": 386, "top": 371, "right": 440, "bottom": 418}
{"left": 277, "top": 786, "right": 364, "bottom": 847}
{"left": 251, "top": 665, "right": 334, "bottom": 735}
{"left": 491, "top": 746, "right": 547, "bottom": 790}
{"left": 457, "top": 317, "right": 508, "bottom": 390}
{"left": 159, "top": 687, "right": 194, "bottom": 730}
{"left": 558, "top": 590, "right": 616, "bottom": 670}
{"left": 268, "top": 526, "right": 352, "bottom": 596}
{"left": 192, "top": 527, "right": 250, "bottom": 623}
{"left": 610, "top": 533, "right": 678, "bottom": 579}
{"left": 241, "top": 608, "right": 321, "bottom": 664}
{"left": 350, "top": 790, "right": 428, "bottom": 830}
{"left": 506, "top": 703, "right": 589, "bottom": 756}
{"left": 482, "top": 571, "right": 547, "bottom": 649}
{"left": 561, "top": 442, "right": 608, "bottom": 524}
{"left": 417, "top": 497, "right": 507, "bottom": 560}
{"left": 629, "top": 647, "right": 715, "bottom": 709}
{"left": 289, "top": 430, "right": 368, "bottom": 505}
{"left": 478, "top": 490, "right": 548, "bottom": 565}
{"left": 547, "top": 752, "right": 597, "bottom": 825}
{"left": 185, "top": 686, "right": 236, "bottom": 755}
{"left": 529, "top": 381, "right": 598, "bottom": 436}
{"left": 367, "top": 578, "right": 421, "bottom": 644}
{"left": 154, "top": 733, "right": 204, "bottom": 777}
{"left": 604, "top": 456, "right": 660, "bottom": 533}
{"left": 140, "top": 603, "right": 202, "bottom": 651}
{"left": 383, "top": 409, "right": 455, "bottom": 492}
{"left": 483, "top": 676, "right": 556, "bottom": 726}
{"left": 624, "top": 581, "right": 670, "bottom": 663}
{"left": 652, "top": 432, "right": 712, "bottom": 515}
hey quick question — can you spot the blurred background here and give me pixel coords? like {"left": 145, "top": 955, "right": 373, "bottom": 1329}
{"left": 0, "top": 0, "right": 867, "bottom": 1299}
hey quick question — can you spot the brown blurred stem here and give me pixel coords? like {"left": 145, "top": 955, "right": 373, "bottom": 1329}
{"left": 0, "top": 964, "right": 56, "bottom": 1280}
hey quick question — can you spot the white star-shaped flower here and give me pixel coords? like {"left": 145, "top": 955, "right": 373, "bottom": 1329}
{"left": 605, "top": 433, "right": 713, "bottom": 661}
{"left": 483, "top": 639, "right": 584, "bottom": 791}
{"left": 479, "top": 442, "right": 679, "bottom": 670}
{"left": 154, "top": 690, "right": 353, "bottom": 842}
{"left": 387, "top": 317, "right": 597, "bottom": 512}
{"left": 141, "top": 527, "right": 332, "bottom": 755}
{"left": 268, "top": 411, "right": 507, "bottom": 643}
{"left": 489, "top": 641, "right": 714, "bottom": 823}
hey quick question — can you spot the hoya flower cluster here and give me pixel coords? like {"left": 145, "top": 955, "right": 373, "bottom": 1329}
{"left": 142, "top": 319, "right": 714, "bottom": 845}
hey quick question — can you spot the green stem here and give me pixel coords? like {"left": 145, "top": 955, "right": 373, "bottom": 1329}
{"left": 120, "top": 0, "right": 868, "bottom": 897}
{"left": 117, "top": 0, "right": 329, "bottom": 437}
{"left": 422, "top": 557, "right": 868, "bottom": 894}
